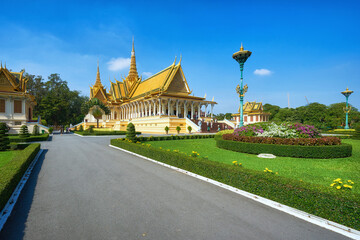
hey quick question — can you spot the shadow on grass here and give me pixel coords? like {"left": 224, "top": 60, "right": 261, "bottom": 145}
{"left": 0, "top": 149, "right": 48, "bottom": 240}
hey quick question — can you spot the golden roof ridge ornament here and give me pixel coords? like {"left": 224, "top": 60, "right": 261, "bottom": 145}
{"left": 179, "top": 54, "right": 182, "bottom": 65}
{"left": 95, "top": 60, "right": 102, "bottom": 87}
{"left": 173, "top": 56, "right": 177, "bottom": 65}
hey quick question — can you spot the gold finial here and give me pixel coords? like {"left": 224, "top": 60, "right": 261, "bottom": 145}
{"left": 179, "top": 54, "right": 182, "bottom": 65}
{"left": 127, "top": 38, "right": 139, "bottom": 82}
{"left": 4, "top": 62, "right": 6, "bottom": 69}
{"left": 173, "top": 56, "right": 177, "bottom": 65}
{"left": 240, "top": 43, "right": 244, "bottom": 51}
{"left": 95, "top": 60, "right": 102, "bottom": 86}
{"left": 132, "top": 36, "right": 135, "bottom": 53}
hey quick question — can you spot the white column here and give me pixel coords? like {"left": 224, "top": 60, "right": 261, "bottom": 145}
{"left": 184, "top": 101, "right": 187, "bottom": 118}
{"left": 167, "top": 99, "right": 171, "bottom": 116}
{"left": 148, "top": 101, "right": 151, "bottom": 116}
{"left": 211, "top": 104, "right": 214, "bottom": 119}
{"left": 176, "top": 100, "right": 179, "bottom": 117}
{"left": 153, "top": 100, "right": 156, "bottom": 116}
{"left": 190, "top": 101, "right": 194, "bottom": 119}
{"left": 204, "top": 104, "right": 208, "bottom": 117}
{"left": 158, "top": 99, "right": 162, "bottom": 115}
{"left": 198, "top": 103, "right": 201, "bottom": 119}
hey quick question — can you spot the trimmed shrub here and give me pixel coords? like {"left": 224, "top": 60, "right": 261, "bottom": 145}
{"left": 0, "top": 143, "right": 40, "bottom": 211}
{"left": 9, "top": 134, "right": 49, "bottom": 143}
{"left": 19, "top": 125, "right": 30, "bottom": 138}
{"left": 126, "top": 123, "right": 136, "bottom": 141}
{"left": 48, "top": 127, "right": 53, "bottom": 134}
{"left": 89, "top": 125, "right": 94, "bottom": 133}
{"left": 188, "top": 126, "right": 192, "bottom": 133}
{"left": 354, "top": 127, "right": 360, "bottom": 140}
{"left": 176, "top": 126, "right": 181, "bottom": 134}
{"left": 110, "top": 138, "right": 360, "bottom": 230}
{"left": 79, "top": 125, "right": 84, "bottom": 132}
{"left": 216, "top": 137, "right": 352, "bottom": 158}
{"left": 32, "top": 125, "right": 40, "bottom": 136}
{"left": 0, "top": 123, "right": 10, "bottom": 151}
{"left": 74, "top": 126, "right": 77, "bottom": 131}
{"left": 165, "top": 126, "right": 169, "bottom": 134}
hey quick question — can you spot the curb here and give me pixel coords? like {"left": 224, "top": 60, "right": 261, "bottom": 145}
{"left": 0, "top": 149, "right": 44, "bottom": 232}
{"left": 109, "top": 144, "right": 360, "bottom": 240}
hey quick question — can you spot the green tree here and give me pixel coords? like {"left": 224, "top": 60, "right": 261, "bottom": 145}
{"left": 263, "top": 104, "right": 280, "bottom": 120}
{"left": 0, "top": 123, "right": 10, "bottom": 151}
{"left": 82, "top": 98, "right": 110, "bottom": 128}
{"left": 126, "top": 123, "right": 136, "bottom": 141}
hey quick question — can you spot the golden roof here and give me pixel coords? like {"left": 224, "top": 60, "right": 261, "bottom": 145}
{"left": 238, "top": 101, "right": 264, "bottom": 113}
{"left": 0, "top": 63, "right": 28, "bottom": 93}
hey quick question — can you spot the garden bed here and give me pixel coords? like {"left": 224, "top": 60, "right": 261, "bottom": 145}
{"left": 0, "top": 143, "right": 40, "bottom": 211}
{"left": 110, "top": 137, "right": 360, "bottom": 230}
{"left": 216, "top": 136, "right": 352, "bottom": 158}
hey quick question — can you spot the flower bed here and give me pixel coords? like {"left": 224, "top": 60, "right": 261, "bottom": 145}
{"left": 216, "top": 137, "right": 352, "bottom": 158}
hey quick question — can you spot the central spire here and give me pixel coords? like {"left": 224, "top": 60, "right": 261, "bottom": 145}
{"left": 95, "top": 60, "right": 103, "bottom": 87}
{"left": 127, "top": 37, "right": 139, "bottom": 83}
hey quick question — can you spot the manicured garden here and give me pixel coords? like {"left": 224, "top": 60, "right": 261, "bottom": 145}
{"left": 145, "top": 138, "right": 360, "bottom": 194}
{"left": 9, "top": 133, "right": 49, "bottom": 142}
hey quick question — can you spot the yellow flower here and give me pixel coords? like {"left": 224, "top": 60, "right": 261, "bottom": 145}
{"left": 336, "top": 186, "right": 341, "bottom": 190}
{"left": 334, "top": 178, "right": 341, "bottom": 182}
{"left": 348, "top": 180, "right": 352, "bottom": 183}
{"left": 343, "top": 184, "right": 349, "bottom": 188}
{"left": 232, "top": 161, "right": 237, "bottom": 164}
{"left": 159, "top": 147, "right": 162, "bottom": 149}
{"left": 339, "top": 181, "right": 343, "bottom": 184}
{"left": 347, "top": 185, "right": 353, "bottom": 189}
{"left": 263, "top": 170, "right": 267, "bottom": 172}
{"left": 239, "top": 163, "right": 242, "bottom": 166}
{"left": 330, "top": 183, "right": 336, "bottom": 187}
{"left": 275, "top": 172, "right": 278, "bottom": 175}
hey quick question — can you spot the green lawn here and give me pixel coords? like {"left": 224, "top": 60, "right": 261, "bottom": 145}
{"left": 147, "top": 138, "right": 360, "bottom": 194}
{"left": 0, "top": 151, "right": 16, "bottom": 168}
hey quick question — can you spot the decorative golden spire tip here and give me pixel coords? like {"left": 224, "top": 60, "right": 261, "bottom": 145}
{"left": 240, "top": 42, "right": 244, "bottom": 51}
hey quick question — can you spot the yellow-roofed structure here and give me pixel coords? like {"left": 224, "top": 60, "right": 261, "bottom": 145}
{"left": 231, "top": 101, "right": 270, "bottom": 126}
{"left": 83, "top": 40, "right": 217, "bottom": 134}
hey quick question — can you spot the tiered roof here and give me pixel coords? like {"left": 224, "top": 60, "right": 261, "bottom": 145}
{"left": 0, "top": 62, "right": 28, "bottom": 93}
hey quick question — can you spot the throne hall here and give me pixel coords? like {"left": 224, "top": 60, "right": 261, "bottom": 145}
{"left": 83, "top": 41, "right": 217, "bottom": 134}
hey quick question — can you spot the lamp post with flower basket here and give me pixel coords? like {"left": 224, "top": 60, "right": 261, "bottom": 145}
{"left": 233, "top": 43, "right": 252, "bottom": 127}
{"left": 341, "top": 87, "right": 354, "bottom": 129}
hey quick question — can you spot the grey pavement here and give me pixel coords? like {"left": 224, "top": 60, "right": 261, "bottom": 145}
{"left": 0, "top": 134, "right": 351, "bottom": 240}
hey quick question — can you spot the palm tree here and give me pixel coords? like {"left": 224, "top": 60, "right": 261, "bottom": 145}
{"left": 82, "top": 98, "right": 111, "bottom": 129}
{"left": 91, "top": 105, "right": 104, "bottom": 128}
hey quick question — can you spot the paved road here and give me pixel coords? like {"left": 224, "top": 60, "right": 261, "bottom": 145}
{"left": 0, "top": 134, "right": 351, "bottom": 240}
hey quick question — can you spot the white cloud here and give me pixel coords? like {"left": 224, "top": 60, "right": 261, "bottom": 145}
{"left": 254, "top": 68, "right": 272, "bottom": 76}
{"left": 142, "top": 72, "right": 153, "bottom": 78}
{"left": 107, "top": 57, "right": 131, "bottom": 71}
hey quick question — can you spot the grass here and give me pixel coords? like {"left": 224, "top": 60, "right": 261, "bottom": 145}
{"left": 147, "top": 138, "right": 360, "bottom": 194}
{"left": 0, "top": 151, "right": 16, "bottom": 168}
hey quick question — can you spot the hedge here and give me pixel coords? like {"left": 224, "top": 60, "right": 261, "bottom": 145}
{"left": 135, "top": 134, "right": 214, "bottom": 142}
{"left": 9, "top": 134, "right": 49, "bottom": 143}
{"left": 0, "top": 143, "right": 40, "bottom": 211}
{"left": 75, "top": 131, "right": 141, "bottom": 136}
{"left": 110, "top": 139, "right": 360, "bottom": 230}
{"left": 216, "top": 137, "right": 352, "bottom": 158}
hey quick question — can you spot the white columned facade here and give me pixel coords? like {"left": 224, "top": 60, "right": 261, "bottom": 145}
{"left": 176, "top": 100, "right": 179, "bottom": 117}
{"left": 198, "top": 103, "right": 201, "bottom": 119}
{"left": 204, "top": 104, "right": 208, "bottom": 117}
{"left": 190, "top": 101, "right": 194, "bottom": 119}
{"left": 158, "top": 99, "right": 162, "bottom": 116}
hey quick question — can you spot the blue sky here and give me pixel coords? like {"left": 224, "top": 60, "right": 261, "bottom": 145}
{"left": 1, "top": 0, "right": 359, "bottom": 113}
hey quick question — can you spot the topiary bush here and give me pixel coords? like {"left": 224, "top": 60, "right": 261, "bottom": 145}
{"left": 74, "top": 126, "right": 77, "bottom": 131}
{"left": 165, "top": 126, "right": 169, "bottom": 134}
{"left": 187, "top": 126, "right": 192, "bottom": 133}
{"left": 48, "top": 127, "right": 53, "bottom": 134}
{"left": 79, "top": 125, "right": 84, "bottom": 132}
{"left": 0, "top": 122, "right": 10, "bottom": 151}
{"left": 19, "top": 125, "right": 30, "bottom": 138}
{"left": 353, "top": 127, "right": 360, "bottom": 140}
{"left": 32, "top": 125, "right": 40, "bottom": 136}
{"left": 176, "top": 126, "right": 181, "bottom": 134}
{"left": 126, "top": 123, "right": 136, "bottom": 141}
{"left": 89, "top": 125, "right": 94, "bottom": 133}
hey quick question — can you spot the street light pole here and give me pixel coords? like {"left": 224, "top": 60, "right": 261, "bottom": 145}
{"left": 233, "top": 43, "right": 251, "bottom": 128}
{"left": 341, "top": 88, "right": 354, "bottom": 129}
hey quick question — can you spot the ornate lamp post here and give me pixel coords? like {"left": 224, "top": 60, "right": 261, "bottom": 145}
{"left": 341, "top": 87, "right": 354, "bottom": 129}
{"left": 233, "top": 43, "right": 252, "bottom": 127}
